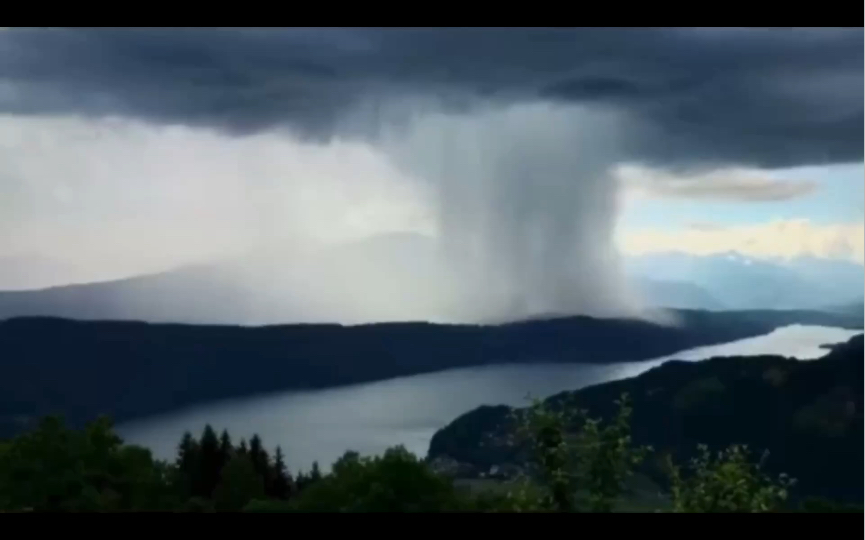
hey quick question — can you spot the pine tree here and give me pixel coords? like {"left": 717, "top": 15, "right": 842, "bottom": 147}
{"left": 218, "top": 429, "right": 233, "bottom": 472}
{"left": 237, "top": 438, "right": 248, "bottom": 456}
{"left": 270, "top": 446, "right": 292, "bottom": 499}
{"left": 176, "top": 431, "right": 198, "bottom": 469}
{"left": 295, "top": 470, "right": 309, "bottom": 492}
{"left": 248, "top": 435, "right": 264, "bottom": 470}
{"left": 248, "top": 434, "right": 271, "bottom": 485}
{"left": 175, "top": 431, "right": 199, "bottom": 498}
{"left": 197, "top": 425, "right": 221, "bottom": 498}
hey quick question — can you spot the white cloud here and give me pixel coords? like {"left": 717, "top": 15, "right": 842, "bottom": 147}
{"left": 617, "top": 219, "right": 865, "bottom": 263}
{"left": 616, "top": 164, "right": 818, "bottom": 202}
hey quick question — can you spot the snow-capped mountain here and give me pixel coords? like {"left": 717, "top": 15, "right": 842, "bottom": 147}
{"left": 624, "top": 251, "right": 863, "bottom": 311}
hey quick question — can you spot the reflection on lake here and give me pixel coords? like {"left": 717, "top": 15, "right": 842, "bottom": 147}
{"left": 118, "top": 324, "right": 861, "bottom": 472}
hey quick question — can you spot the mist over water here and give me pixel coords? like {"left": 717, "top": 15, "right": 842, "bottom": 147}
{"left": 118, "top": 325, "right": 861, "bottom": 473}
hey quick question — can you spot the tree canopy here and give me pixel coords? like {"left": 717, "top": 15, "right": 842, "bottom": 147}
{"left": 0, "top": 397, "right": 859, "bottom": 513}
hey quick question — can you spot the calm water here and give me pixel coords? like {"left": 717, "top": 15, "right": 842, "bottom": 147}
{"left": 118, "top": 324, "right": 861, "bottom": 472}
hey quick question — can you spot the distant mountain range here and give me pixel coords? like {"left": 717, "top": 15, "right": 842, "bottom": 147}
{"left": 630, "top": 277, "right": 727, "bottom": 311}
{"left": 0, "top": 238, "right": 861, "bottom": 323}
{"left": 624, "top": 251, "right": 863, "bottom": 311}
{"left": 0, "top": 263, "right": 287, "bottom": 325}
{"left": 0, "top": 308, "right": 861, "bottom": 438}
{"left": 0, "top": 234, "right": 463, "bottom": 325}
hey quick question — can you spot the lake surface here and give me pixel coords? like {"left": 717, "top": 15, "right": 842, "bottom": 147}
{"left": 118, "top": 324, "right": 862, "bottom": 473}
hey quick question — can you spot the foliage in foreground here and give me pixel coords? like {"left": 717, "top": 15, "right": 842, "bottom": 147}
{"left": 0, "top": 396, "right": 861, "bottom": 512}
{"left": 509, "top": 394, "right": 805, "bottom": 513}
{"left": 507, "top": 394, "right": 652, "bottom": 512}
{"left": 0, "top": 416, "right": 177, "bottom": 512}
{"left": 279, "top": 447, "right": 470, "bottom": 512}
{"left": 666, "top": 444, "right": 794, "bottom": 513}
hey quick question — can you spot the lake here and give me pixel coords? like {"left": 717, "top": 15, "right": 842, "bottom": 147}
{"left": 118, "top": 324, "right": 862, "bottom": 473}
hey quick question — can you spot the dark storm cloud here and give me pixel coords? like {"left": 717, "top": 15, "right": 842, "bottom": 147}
{"left": 0, "top": 27, "right": 861, "bottom": 168}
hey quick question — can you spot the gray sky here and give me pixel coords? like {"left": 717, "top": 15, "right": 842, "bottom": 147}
{"left": 1, "top": 28, "right": 861, "bottom": 166}
{"left": 0, "top": 28, "right": 861, "bottom": 323}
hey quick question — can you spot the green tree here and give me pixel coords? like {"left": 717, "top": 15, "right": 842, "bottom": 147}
{"left": 248, "top": 434, "right": 272, "bottom": 488}
{"left": 213, "top": 454, "right": 265, "bottom": 512}
{"left": 513, "top": 397, "right": 577, "bottom": 511}
{"left": 576, "top": 395, "right": 650, "bottom": 512}
{"left": 510, "top": 393, "right": 650, "bottom": 512}
{"left": 175, "top": 431, "right": 199, "bottom": 498}
{"left": 196, "top": 425, "right": 221, "bottom": 498}
{"left": 288, "top": 447, "right": 468, "bottom": 512}
{"left": 0, "top": 416, "right": 175, "bottom": 512}
{"left": 295, "top": 470, "right": 309, "bottom": 491}
{"left": 217, "top": 429, "right": 233, "bottom": 471}
{"left": 112, "top": 445, "right": 181, "bottom": 510}
{"left": 269, "top": 446, "right": 292, "bottom": 499}
{"left": 665, "top": 444, "right": 795, "bottom": 513}
{"left": 4, "top": 399, "right": 840, "bottom": 514}
{"left": 309, "top": 461, "right": 322, "bottom": 482}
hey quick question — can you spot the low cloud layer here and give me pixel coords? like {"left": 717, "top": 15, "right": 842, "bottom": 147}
{"left": 0, "top": 29, "right": 861, "bottom": 323}
{"left": 617, "top": 165, "right": 818, "bottom": 202}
